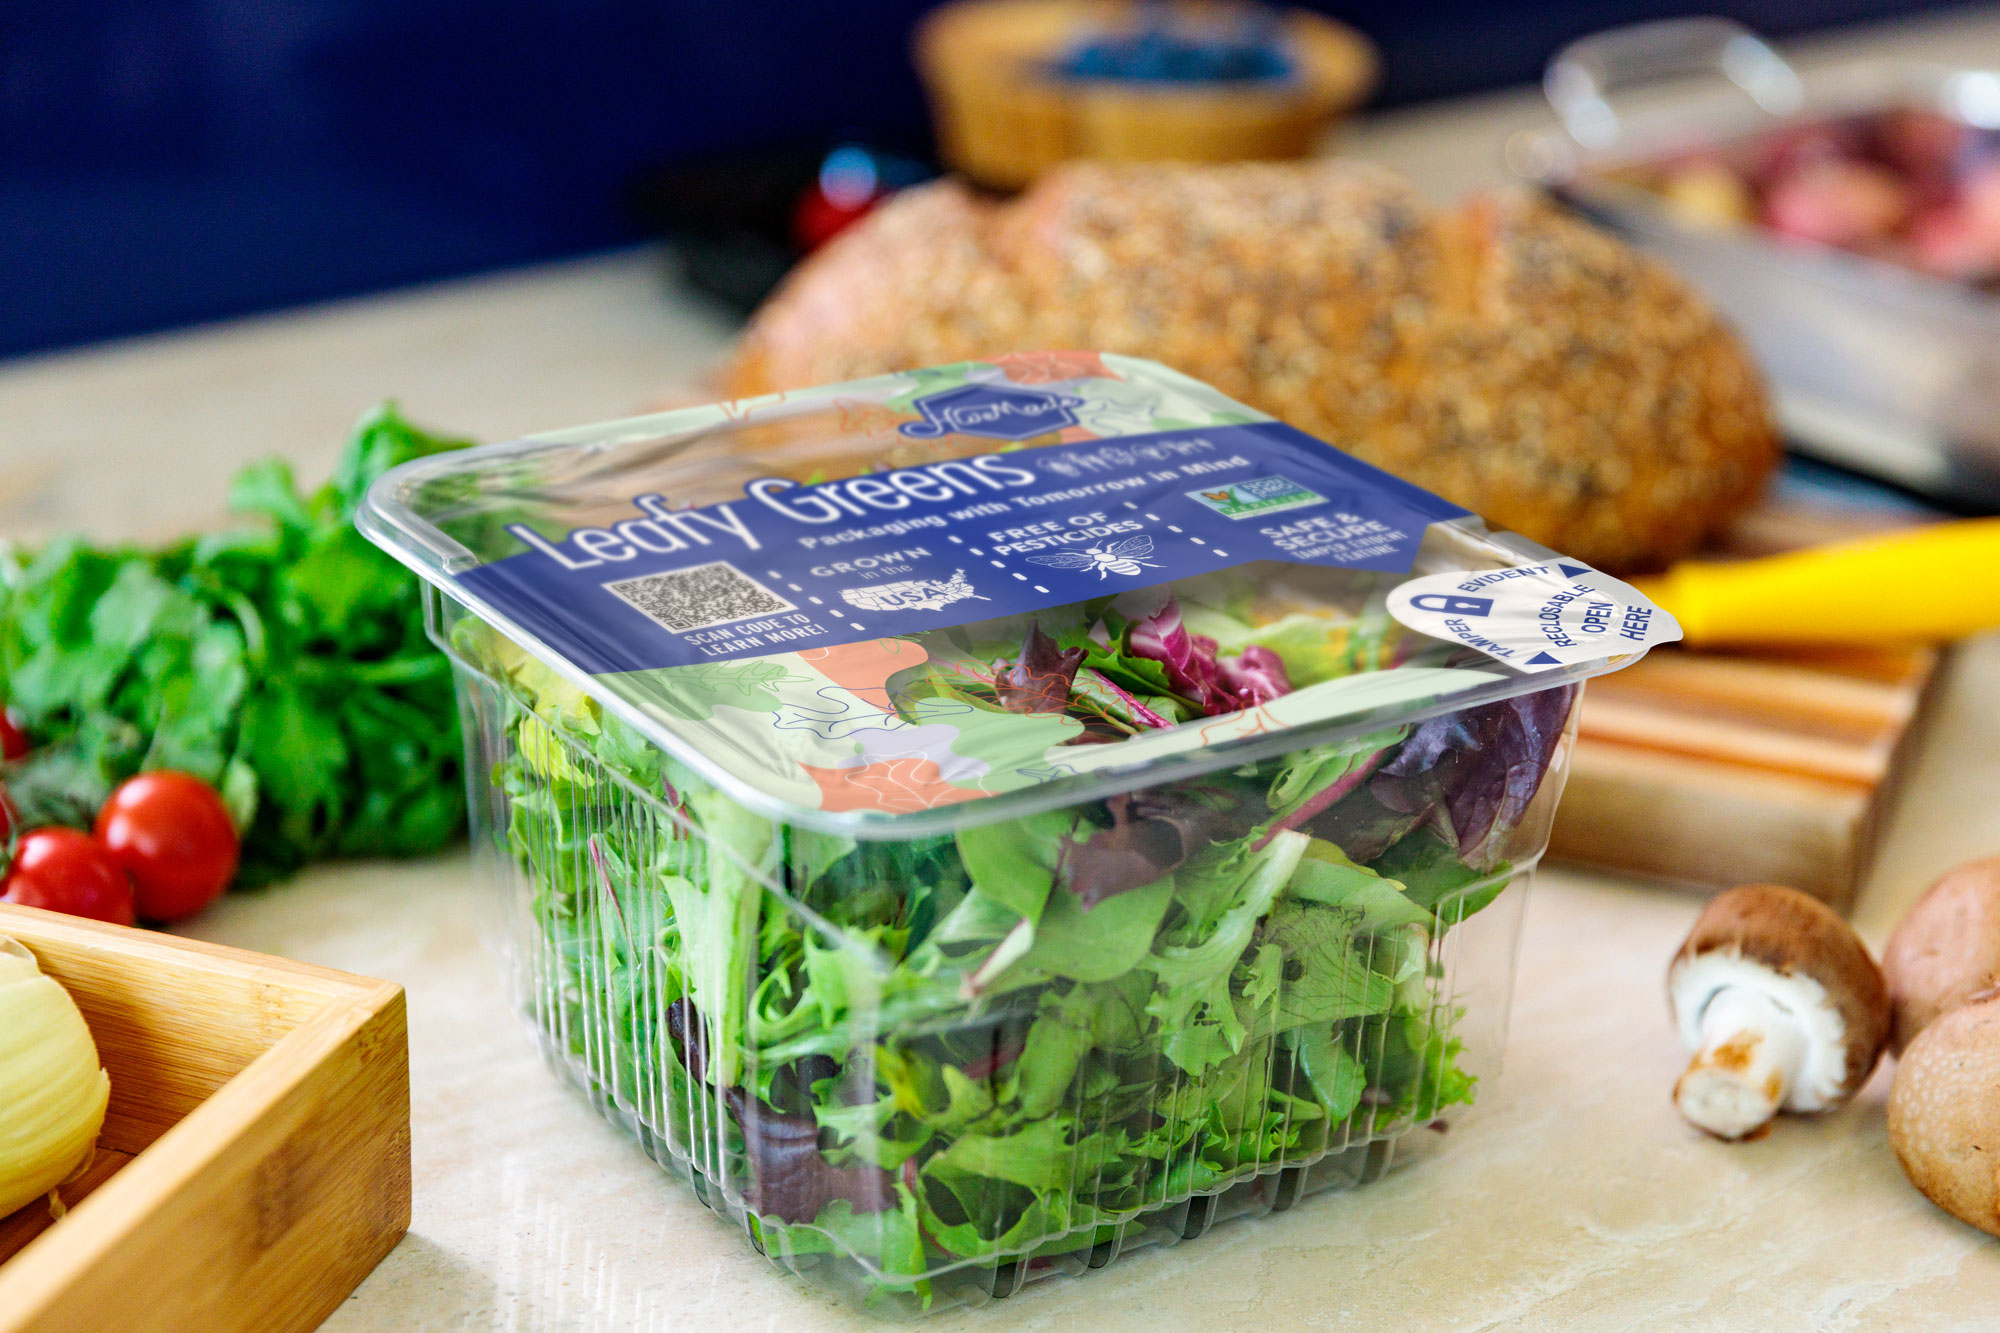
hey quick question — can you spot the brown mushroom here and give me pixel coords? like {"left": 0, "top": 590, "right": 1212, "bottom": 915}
{"left": 1667, "top": 884, "right": 1890, "bottom": 1140}
{"left": 1882, "top": 856, "right": 2000, "bottom": 1053}
{"left": 1889, "top": 988, "right": 2000, "bottom": 1237}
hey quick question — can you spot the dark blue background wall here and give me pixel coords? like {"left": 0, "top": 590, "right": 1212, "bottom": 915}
{"left": 1, "top": 0, "right": 1969, "bottom": 359}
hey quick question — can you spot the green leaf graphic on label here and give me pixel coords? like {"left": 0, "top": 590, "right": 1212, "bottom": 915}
{"left": 636, "top": 659, "right": 814, "bottom": 720}
{"left": 903, "top": 695, "right": 1081, "bottom": 793}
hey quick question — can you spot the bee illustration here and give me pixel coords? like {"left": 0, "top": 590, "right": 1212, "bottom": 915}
{"left": 1202, "top": 489, "right": 1235, "bottom": 503}
{"left": 1026, "top": 535, "right": 1161, "bottom": 580}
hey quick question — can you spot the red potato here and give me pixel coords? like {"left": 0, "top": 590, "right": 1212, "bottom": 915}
{"left": 1873, "top": 108, "right": 1967, "bottom": 193}
{"left": 1764, "top": 159, "right": 1912, "bottom": 248}
{"left": 1904, "top": 165, "right": 2000, "bottom": 280}
{"left": 1906, "top": 204, "right": 1999, "bottom": 281}
{"left": 1963, "top": 163, "right": 2000, "bottom": 237}
{"left": 1636, "top": 109, "right": 2000, "bottom": 288}
{"left": 1750, "top": 122, "right": 1859, "bottom": 183}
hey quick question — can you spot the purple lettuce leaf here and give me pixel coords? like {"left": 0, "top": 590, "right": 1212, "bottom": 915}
{"left": 666, "top": 999, "right": 894, "bottom": 1224}
{"left": 1130, "top": 599, "right": 1295, "bottom": 716}
{"left": 1218, "top": 643, "right": 1292, "bottom": 707}
{"left": 723, "top": 1086, "right": 897, "bottom": 1223}
{"left": 1440, "top": 684, "right": 1575, "bottom": 866}
{"left": 993, "top": 623, "right": 1086, "bottom": 714}
{"left": 1056, "top": 787, "right": 1252, "bottom": 908}
{"left": 1129, "top": 599, "right": 1231, "bottom": 713}
{"left": 1308, "top": 686, "right": 1577, "bottom": 868}
{"left": 666, "top": 996, "right": 712, "bottom": 1080}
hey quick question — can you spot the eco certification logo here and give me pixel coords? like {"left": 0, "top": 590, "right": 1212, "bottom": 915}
{"left": 1186, "top": 476, "right": 1326, "bottom": 520}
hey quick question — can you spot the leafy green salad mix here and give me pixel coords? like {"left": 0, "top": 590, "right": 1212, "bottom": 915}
{"left": 456, "top": 575, "right": 1574, "bottom": 1305}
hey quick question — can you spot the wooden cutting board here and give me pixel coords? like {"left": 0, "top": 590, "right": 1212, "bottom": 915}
{"left": 1547, "top": 481, "right": 1946, "bottom": 910}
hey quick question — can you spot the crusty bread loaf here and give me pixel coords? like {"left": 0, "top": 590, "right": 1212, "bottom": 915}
{"left": 725, "top": 160, "right": 1779, "bottom": 571}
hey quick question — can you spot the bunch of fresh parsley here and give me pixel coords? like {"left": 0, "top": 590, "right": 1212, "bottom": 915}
{"left": 0, "top": 404, "right": 472, "bottom": 886}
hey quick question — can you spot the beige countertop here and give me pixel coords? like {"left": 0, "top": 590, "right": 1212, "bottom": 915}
{"left": 5, "top": 11, "right": 2000, "bottom": 1328}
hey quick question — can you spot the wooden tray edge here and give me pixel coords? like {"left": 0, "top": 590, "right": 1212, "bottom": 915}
{"left": 0, "top": 912, "right": 411, "bottom": 1333}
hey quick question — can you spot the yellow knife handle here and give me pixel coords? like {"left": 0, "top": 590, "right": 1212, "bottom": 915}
{"left": 1635, "top": 518, "right": 2000, "bottom": 646}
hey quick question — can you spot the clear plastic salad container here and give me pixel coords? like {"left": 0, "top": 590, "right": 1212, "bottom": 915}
{"left": 358, "top": 353, "right": 1675, "bottom": 1314}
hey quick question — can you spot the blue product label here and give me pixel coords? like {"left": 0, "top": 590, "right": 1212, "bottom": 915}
{"left": 454, "top": 422, "right": 1469, "bottom": 675}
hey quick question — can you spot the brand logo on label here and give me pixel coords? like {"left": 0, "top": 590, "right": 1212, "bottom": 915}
{"left": 1186, "top": 476, "right": 1326, "bottom": 519}
{"left": 899, "top": 383, "right": 1085, "bottom": 440}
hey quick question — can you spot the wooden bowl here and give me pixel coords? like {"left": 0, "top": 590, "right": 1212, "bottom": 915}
{"left": 916, "top": 0, "right": 1377, "bottom": 190}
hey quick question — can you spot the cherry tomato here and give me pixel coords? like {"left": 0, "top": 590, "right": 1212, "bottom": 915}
{"left": 94, "top": 771, "right": 239, "bottom": 923}
{"left": 2, "top": 828, "right": 137, "bottom": 926}
{"left": 0, "top": 710, "right": 28, "bottom": 761}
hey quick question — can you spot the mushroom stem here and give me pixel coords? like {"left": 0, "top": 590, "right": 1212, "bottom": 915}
{"left": 1674, "top": 986, "right": 1809, "bottom": 1140}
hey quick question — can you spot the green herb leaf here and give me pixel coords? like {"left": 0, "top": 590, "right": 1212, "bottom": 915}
{"left": 0, "top": 402, "right": 474, "bottom": 886}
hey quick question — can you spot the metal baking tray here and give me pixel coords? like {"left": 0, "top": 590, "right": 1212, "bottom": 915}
{"left": 1509, "top": 17, "right": 2000, "bottom": 508}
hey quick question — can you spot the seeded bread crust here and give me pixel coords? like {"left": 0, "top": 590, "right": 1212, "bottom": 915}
{"left": 725, "top": 161, "right": 1779, "bottom": 572}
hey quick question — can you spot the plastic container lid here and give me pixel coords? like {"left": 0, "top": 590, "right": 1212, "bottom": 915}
{"left": 358, "top": 353, "right": 1677, "bottom": 836}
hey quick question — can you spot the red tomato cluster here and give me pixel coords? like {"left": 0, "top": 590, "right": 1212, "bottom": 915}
{"left": 0, "top": 714, "right": 238, "bottom": 926}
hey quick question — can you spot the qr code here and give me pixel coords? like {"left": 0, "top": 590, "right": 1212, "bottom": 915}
{"left": 602, "top": 562, "right": 796, "bottom": 633}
